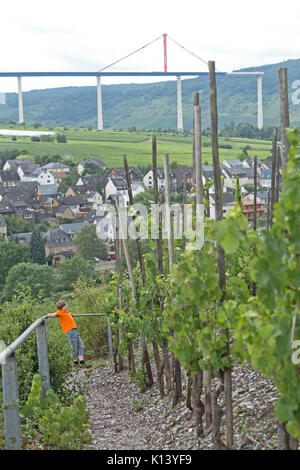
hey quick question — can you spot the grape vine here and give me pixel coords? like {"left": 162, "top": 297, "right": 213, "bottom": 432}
{"left": 102, "top": 128, "right": 300, "bottom": 449}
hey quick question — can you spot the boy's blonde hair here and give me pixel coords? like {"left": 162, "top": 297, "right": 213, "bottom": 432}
{"left": 56, "top": 300, "right": 66, "bottom": 310}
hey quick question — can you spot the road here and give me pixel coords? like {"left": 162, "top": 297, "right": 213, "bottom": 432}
{"left": 94, "top": 260, "right": 116, "bottom": 272}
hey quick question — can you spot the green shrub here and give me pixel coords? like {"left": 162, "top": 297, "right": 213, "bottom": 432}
{"left": 21, "top": 374, "right": 90, "bottom": 450}
{"left": 0, "top": 290, "right": 73, "bottom": 403}
{"left": 73, "top": 277, "right": 109, "bottom": 359}
{"left": 58, "top": 255, "right": 95, "bottom": 291}
{"left": 2, "top": 262, "right": 57, "bottom": 301}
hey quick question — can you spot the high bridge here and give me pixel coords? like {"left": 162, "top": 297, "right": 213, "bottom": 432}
{"left": 0, "top": 34, "right": 264, "bottom": 130}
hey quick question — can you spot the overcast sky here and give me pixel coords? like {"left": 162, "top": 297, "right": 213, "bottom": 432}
{"left": 1, "top": 0, "right": 300, "bottom": 92}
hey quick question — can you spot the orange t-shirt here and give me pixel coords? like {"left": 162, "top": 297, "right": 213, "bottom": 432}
{"left": 56, "top": 309, "right": 77, "bottom": 334}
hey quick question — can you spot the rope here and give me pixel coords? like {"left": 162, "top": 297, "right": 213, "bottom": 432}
{"left": 97, "top": 33, "right": 223, "bottom": 74}
{"left": 97, "top": 35, "right": 163, "bottom": 72}
{"left": 167, "top": 35, "right": 223, "bottom": 73}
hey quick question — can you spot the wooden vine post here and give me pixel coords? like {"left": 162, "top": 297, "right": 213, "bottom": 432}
{"left": 253, "top": 155, "right": 257, "bottom": 232}
{"left": 266, "top": 189, "right": 271, "bottom": 230}
{"left": 163, "top": 153, "right": 182, "bottom": 406}
{"left": 152, "top": 137, "right": 164, "bottom": 275}
{"left": 113, "top": 209, "right": 124, "bottom": 372}
{"left": 252, "top": 155, "right": 258, "bottom": 296}
{"left": 209, "top": 60, "right": 233, "bottom": 449}
{"left": 270, "top": 128, "right": 278, "bottom": 228}
{"left": 275, "top": 146, "right": 280, "bottom": 203}
{"left": 122, "top": 155, "right": 154, "bottom": 389}
{"left": 192, "top": 91, "right": 206, "bottom": 436}
{"left": 278, "top": 67, "right": 299, "bottom": 451}
{"left": 278, "top": 68, "right": 290, "bottom": 173}
{"left": 194, "top": 92, "right": 204, "bottom": 205}
{"left": 152, "top": 136, "right": 171, "bottom": 395}
{"left": 183, "top": 172, "right": 187, "bottom": 251}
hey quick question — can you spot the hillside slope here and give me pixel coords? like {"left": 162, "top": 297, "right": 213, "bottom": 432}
{"left": 0, "top": 58, "right": 300, "bottom": 129}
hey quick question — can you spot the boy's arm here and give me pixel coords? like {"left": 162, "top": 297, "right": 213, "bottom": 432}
{"left": 45, "top": 313, "right": 57, "bottom": 319}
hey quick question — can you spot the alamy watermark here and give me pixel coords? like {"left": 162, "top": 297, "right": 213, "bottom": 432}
{"left": 292, "top": 340, "right": 300, "bottom": 365}
{"left": 292, "top": 81, "right": 300, "bottom": 105}
{"left": 95, "top": 201, "right": 204, "bottom": 251}
{"left": 0, "top": 340, "right": 6, "bottom": 364}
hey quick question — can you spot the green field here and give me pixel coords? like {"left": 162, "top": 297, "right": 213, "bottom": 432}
{"left": 0, "top": 128, "right": 273, "bottom": 169}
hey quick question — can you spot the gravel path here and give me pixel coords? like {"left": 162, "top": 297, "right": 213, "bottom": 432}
{"left": 82, "top": 360, "right": 283, "bottom": 451}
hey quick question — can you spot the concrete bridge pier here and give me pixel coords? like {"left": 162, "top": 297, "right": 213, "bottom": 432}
{"left": 97, "top": 76, "right": 103, "bottom": 130}
{"left": 177, "top": 75, "right": 183, "bottom": 131}
{"left": 257, "top": 74, "right": 263, "bottom": 130}
{"left": 17, "top": 76, "right": 24, "bottom": 124}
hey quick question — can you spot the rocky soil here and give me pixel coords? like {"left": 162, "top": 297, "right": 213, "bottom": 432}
{"left": 80, "top": 360, "right": 283, "bottom": 451}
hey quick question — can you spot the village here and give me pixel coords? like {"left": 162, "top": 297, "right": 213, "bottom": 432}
{"left": 0, "top": 153, "right": 280, "bottom": 267}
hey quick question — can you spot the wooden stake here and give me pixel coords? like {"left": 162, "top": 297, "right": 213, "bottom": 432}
{"left": 192, "top": 370, "right": 204, "bottom": 437}
{"left": 203, "top": 370, "right": 212, "bottom": 430}
{"left": 208, "top": 61, "right": 226, "bottom": 290}
{"left": 164, "top": 153, "right": 182, "bottom": 405}
{"left": 252, "top": 155, "right": 257, "bottom": 297}
{"left": 123, "top": 155, "right": 146, "bottom": 284}
{"left": 113, "top": 210, "right": 124, "bottom": 372}
{"left": 164, "top": 154, "right": 175, "bottom": 269}
{"left": 152, "top": 136, "right": 163, "bottom": 275}
{"left": 279, "top": 68, "right": 290, "bottom": 173}
{"left": 194, "top": 92, "right": 204, "bottom": 205}
{"left": 275, "top": 146, "right": 281, "bottom": 203}
{"left": 253, "top": 155, "right": 257, "bottom": 232}
{"left": 206, "top": 188, "right": 210, "bottom": 218}
{"left": 270, "top": 129, "right": 278, "bottom": 228}
{"left": 186, "top": 372, "right": 192, "bottom": 411}
{"left": 192, "top": 93, "right": 199, "bottom": 185}
{"left": 183, "top": 173, "right": 187, "bottom": 251}
{"left": 123, "top": 155, "right": 154, "bottom": 387}
{"left": 267, "top": 188, "right": 271, "bottom": 230}
{"left": 150, "top": 137, "right": 168, "bottom": 395}
{"left": 116, "top": 196, "right": 153, "bottom": 387}
{"left": 209, "top": 60, "right": 232, "bottom": 449}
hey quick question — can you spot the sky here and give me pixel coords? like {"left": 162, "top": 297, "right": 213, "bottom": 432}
{"left": 1, "top": 0, "right": 300, "bottom": 93}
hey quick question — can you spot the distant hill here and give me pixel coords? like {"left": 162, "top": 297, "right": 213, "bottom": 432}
{"left": 1, "top": 58, "right": 300, "bottom": 129}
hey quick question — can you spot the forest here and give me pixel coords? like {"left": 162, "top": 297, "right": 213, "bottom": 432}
{"left": 1, "top": 58, "right": 300, "bottom": 130}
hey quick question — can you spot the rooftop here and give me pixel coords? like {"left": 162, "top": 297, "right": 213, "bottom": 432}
{"left": 60, "top": 222, "right": 87, "bottom": 235}
{"left": 42, "top": 162, "right": 70, "bottom": 170}
{"left": 0, "top": 171, "right": 20, "bottom": 181}
{"left": 37, "top": 184, "right": 59, "bottom": 195}
{"left": 43, "top": 228, "right": 72, "bottom": 246}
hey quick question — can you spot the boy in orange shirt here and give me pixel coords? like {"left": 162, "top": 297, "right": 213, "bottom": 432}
{"left": 46, "top": 300, "right": 91, "bottom": 368}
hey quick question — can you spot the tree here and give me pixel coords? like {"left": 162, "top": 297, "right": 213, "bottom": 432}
{"left": 0, "top": 241, "right": 30, "bottom": 289}
{"left": 3, "top": 216, "right": 32, "bottom": 236}
{"left": 74, "top": 224, "right": 108, "bottom": 261}
{"left": 133, "top": 188, "right": 155, "bottom": 210}
{"left": 58, "top": 167, "right": 79, "bottom": 193}
{"left": 56, "top": 133, "right": 67, "bottom": 143}
{"left": 34, "top": 154, "right": 62, "bottom": 166}
{"left": 30, "top": 227, "right": 46, "bottom": 265}
{"left": 2, "top": 262, "right": 57, "bottom": 300}
{"left": 82, "top": 162, "right": 105, "bottom": 176}
{"left": 58, "top": 255, "right": 94, "bottom": 290}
